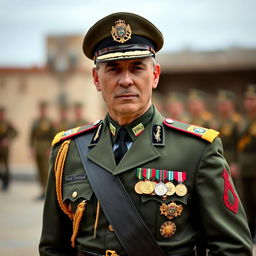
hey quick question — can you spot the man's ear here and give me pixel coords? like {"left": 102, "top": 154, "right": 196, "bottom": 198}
{"left": 92, "top": 68, "right": 101, "bottom": 91}
{"left": 152, "top": 63, "right": 161, "bottom": 89}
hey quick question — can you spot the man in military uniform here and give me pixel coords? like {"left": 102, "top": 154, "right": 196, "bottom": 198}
{"left": 72, "top": 102, "right": 89, "bottom": 127}
{"left": 215, "top": 89, "right": 241, "bottom": 192}
{"left": 30, "top": 102, "right": 56, "bottom": 199}
{"left": 165, "top": 92, "right": 189, "bottom": 122}
{"left": 238, "top": 84, "right": 256, "bottom": 243}
{"left": 39, "top": 12, "right": 252, "bottom": 256}
{"left": 187, "top": 89, "right": 216, "bottom": 129}
{"left": 55, "top": 103, "right": 73, "bottom": 132}
{"left": 0, "top": 106, "right": 18, "bottom": 191}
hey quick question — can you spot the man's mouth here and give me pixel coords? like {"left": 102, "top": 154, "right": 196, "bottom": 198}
{"left": 115, "top": 92, "right": 139, "bottom": 98}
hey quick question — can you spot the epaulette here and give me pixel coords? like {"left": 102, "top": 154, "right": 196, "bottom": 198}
{"left": 52, "top": 120, "right": 102, "bottom": 146}
{"left": 163, "top": 118, "right": 219, "bottom": 143}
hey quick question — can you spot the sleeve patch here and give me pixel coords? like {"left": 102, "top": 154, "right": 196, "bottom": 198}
{"left": 222, "top": 168, "right": 239, "bottom": 214}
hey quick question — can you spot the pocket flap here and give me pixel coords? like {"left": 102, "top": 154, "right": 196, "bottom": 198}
{"left": 141, "top": 194, "right": 188, "bottom": 205}
{"left": 63, "top": 181, "right": 93, "bottom": 202}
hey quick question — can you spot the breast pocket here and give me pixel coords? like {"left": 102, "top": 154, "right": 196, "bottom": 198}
{"left": 62, "top": 179, "right": 94, "bottom": 213}
{"left": 140, "top": 194, "right": 189, "bottom": 241}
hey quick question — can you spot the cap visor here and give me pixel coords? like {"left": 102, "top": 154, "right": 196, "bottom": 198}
{"left": 95, "top": 50, "right": 154, "bottom": 63}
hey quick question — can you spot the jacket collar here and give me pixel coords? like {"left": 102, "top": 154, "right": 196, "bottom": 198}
{"left": 87, "top": 105, "right": 165, "bottom": 175}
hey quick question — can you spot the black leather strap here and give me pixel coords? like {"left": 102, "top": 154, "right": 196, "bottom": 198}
{"left": 75, "top": 134, "right": 166, "bottom": 256}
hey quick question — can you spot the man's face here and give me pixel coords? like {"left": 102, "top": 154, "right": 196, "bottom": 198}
{"left": 217, "top": 101, "right": 234, "bottom": 116}
{"left": 93, "top": 57, "right": 160, "bottom": 120}
{"left": 244, "top": 96, "right": 256, "bottom": 114}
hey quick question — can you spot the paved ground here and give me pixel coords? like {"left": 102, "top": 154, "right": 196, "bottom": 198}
{"left": 0, "top": 180, "right": 43, "bottom": 256}
{"left": 0, "top": 179, "right": 256, "bottom": 256}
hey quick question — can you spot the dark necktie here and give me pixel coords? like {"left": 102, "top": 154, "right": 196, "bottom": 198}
{"left": 114, "top": 128, "right": 130, "bottom": 164}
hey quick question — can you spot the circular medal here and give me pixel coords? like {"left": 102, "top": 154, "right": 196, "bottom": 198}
{"left": 165, "top": 182, "right": 176, "bottom": 196}
{"left": 175, "top": 183, "right": 188, "bottom": 197}
{"left": 160, "top": 221, "right": 176, "bottom": 238}
{"left": 140, "top": 180, "right": 155, "bottom": 194}
{"left": 154, "top": 182, "right": 168, "bottom": 196}
{"left": 134, "top": 181, "right": 144, "bottom": 194}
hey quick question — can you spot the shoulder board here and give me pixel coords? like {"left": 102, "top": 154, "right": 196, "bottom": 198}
{"left": 52, "top": 120, "right": 102, "bottom": 146}
{"left": 163, "top": 118, "right": 219, "bottom": 143}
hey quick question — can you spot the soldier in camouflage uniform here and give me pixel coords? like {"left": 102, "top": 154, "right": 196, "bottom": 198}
{"left": 238, "top": 84, "right": 256, "bottom": 242}
{"left": 30, "top": 102, "right": 55, "bottom": 199}
{"left": 0, "top": 106, "right": 18, "bottom": 191}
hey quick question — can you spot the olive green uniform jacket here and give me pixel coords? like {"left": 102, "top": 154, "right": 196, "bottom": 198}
{"left": 30, "top": 118, "right": 56, "bottom": 190}
{"left": 39, "top": 106, "right": 252, "bottom": 256}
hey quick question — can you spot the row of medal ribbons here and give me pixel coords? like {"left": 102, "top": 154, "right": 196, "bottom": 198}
{"left": 134, "top": 168, "right": 188, "bottom": 197}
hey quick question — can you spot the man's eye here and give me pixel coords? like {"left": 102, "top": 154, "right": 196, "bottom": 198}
{"left": 131, "top": 66, "right": 143, "bottom": 70}
{"left": 107, "top": 67, "right": 119, "bottom": 72}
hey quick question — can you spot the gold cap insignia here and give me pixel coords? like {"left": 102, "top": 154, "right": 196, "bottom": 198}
{"left": 111, "top": 19, "right": 132, "bottom": 43}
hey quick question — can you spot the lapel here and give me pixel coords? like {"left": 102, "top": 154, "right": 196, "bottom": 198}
{"left": 87, "top": 108, "right": 164, "bottom": 175}
{"left": 87, "top": 124, "right": 116, "bottom": 173}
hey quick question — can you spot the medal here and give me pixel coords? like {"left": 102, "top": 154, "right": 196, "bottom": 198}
{"left": 134, "top": 181, "right": 144, "bottom": 194}
{"left": 140, "top": 180, "right": 155, "bottom": 194}
{"left": 160, "top": 221, "right": 176, "bottom": 238}
{"left": 154, "top": 182, "right": 168, "bottom": 196}
{"left": 165, "top": 182, "right": 176, "bottom": 196}
{"left": 175, "top": 183, "right": 187, "bottom": 197}
{"left": 174, "top": 171, "right": 188, "bottom": 196}
{"left": 160, "top": 202, "right": 183, "bottom": 220}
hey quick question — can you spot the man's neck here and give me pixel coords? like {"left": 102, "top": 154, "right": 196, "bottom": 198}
{"left": 109, "top": 106, "right": 151, "bottom": 126}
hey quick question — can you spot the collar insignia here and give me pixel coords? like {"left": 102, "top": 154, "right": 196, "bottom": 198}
{"left": 152, "top": 125, "right": 164, "bottom": 145}
{"left": 109, "top": 122, "right": 116, "bottom": 136}
{"left": 111, "top": 19, "right": 132, "bottom": 44}
{"left": 93, "top": 124, "right": 102, "bottom": 142}
{"left": 132, "top": 122, "right": 144, "bottom": 136}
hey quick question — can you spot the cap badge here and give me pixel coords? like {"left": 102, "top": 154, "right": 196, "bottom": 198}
{"left": 111, "top": 19, "right": 132, "bottom": 43}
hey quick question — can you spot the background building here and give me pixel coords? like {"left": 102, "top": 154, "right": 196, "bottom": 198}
{"left": 0, "top": 34, "right": 256, "bottom": 172}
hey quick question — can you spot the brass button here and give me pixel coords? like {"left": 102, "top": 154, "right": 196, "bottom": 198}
{"left": 108, "top": 225, "right": 114, "bottom": 232}
{"left": 165, "top": 118, "right": 174, "bottom": 124}
{"left": 72, "top": 191, "right": 78, "bottom": 198}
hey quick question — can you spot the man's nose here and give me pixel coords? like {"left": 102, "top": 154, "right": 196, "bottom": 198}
{"left": 118, "top": 71, "right": 133, "bottom": 87}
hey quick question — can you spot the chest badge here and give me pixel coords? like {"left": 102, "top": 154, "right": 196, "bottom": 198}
{"left": 160, "top": 202, "right": 183, "bottom": 220}
{"left": 160, "top": 221, "right": 176, "bottom": 238}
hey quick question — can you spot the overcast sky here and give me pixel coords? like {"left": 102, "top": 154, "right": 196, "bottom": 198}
{"left": 0, "top": 0, "right": 256, "bottom": 67}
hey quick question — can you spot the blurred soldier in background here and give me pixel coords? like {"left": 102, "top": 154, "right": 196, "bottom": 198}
{"left": 72, "top": 102, "right": 89, "bottom": 127}
{"left": 165, "top": 91, "right": 189, "bottom": 122}
{"left": 238, "top": 84, "right": 256, "bottom": 242}
{"left": 0, "top": 106, "right": 18, "bottom": 191}
{"left": 187, "top": 89, "right": 216, "bottom": 128}
{"left": 30, "top": 102, "right": 55, "bottom": 199}
{"left": 55, "top": 103, "right": 72, "bottom": 132}
{"left": 152, "top": 91, "right": 164, "bottom": 114}
{"left": 216, "top": 89, "right": 241, "bottom": 191}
